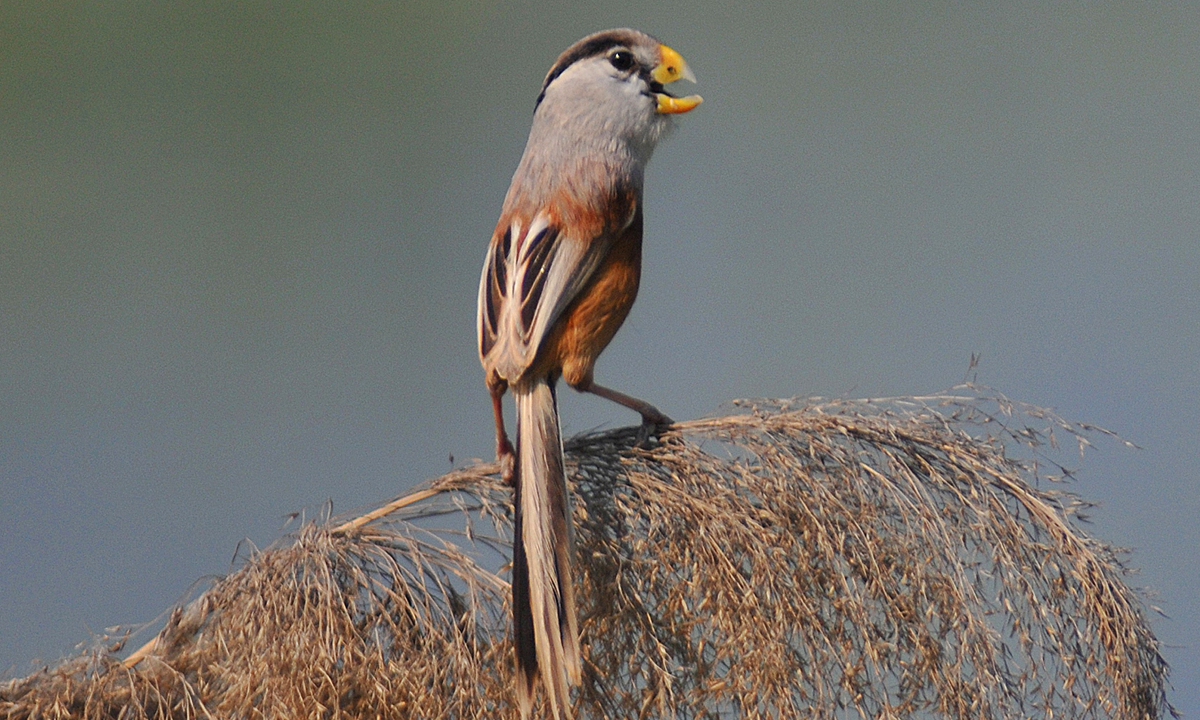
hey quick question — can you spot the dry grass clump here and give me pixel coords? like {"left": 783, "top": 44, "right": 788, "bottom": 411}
{"left": 0, "top": 387, "right": 1173, "bottom": 719}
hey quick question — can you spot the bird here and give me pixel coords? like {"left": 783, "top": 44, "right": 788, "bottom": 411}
{"left": 476, "top": 28, "right": 701, "bottom": 719}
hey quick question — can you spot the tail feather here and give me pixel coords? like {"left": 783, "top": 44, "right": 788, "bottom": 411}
{"left": 511, "top": 506, "right": 538, "bottom": 717}
{"left": 513, "top": 378, "right": 580, "bottom": 718}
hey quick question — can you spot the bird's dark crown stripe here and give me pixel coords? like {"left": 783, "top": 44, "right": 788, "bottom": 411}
{"left": 534, "top": 30, "right": 648, "bottom": 108}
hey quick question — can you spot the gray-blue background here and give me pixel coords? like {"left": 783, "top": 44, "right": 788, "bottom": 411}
{"left": 3, "top": 1, "right": 1196, "bottom": 712}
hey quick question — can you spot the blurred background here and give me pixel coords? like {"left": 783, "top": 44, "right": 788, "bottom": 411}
{"left": 2, "top": 1, "right": 1196, "bottom": 712}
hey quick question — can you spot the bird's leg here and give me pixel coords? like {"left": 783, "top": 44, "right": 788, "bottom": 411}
{"left": 585, "top": 382, "right": 674, "bottom": 445}
{"left": 491, "top": 387, "right": 517, "bottom": 486}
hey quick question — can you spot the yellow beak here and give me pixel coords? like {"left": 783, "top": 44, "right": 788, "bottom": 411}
{"left": 652, "top": 44, "right": 703, "bottom": 115}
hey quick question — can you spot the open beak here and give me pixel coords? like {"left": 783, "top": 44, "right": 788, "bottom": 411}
{"left": 652, "top": 44, "right": 703, "bottom": 115}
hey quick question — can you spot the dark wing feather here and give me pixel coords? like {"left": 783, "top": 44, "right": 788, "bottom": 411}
{"left": 478, "top": 213, "right": 620, "bottom": 381}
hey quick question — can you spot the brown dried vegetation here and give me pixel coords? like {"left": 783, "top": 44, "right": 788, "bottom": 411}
{"left": 1, "top": 388, "right": 1173, "bottom": 719}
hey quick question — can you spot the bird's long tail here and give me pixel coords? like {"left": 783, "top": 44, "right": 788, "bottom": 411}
{"left": 512, "top": 377, "right": 580, "bottom": 719}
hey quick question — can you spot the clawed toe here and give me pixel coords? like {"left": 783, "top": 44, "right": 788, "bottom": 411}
{"left": 497, "top": 438, "right": 517, "bottom": 486}
{"left": 499, "top": 452, "right": 516, "bottom": 486}
{"left": 640, "top": 409, "right": 674, "bottom": 428}
{"left": 635, "top": 413, "right": 673, "bottom": 447}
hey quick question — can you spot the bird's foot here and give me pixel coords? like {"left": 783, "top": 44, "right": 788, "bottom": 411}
{"left": 640, "top": 407, "right": 674, "bottom": 428}
{"left": 497, "top": 438, "right": 517, "bottom": 486}
{"left": 635, "top": 409, "right": 674, "bottom": 447}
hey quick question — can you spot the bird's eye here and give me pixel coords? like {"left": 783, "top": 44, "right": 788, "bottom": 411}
{"left": 609, "top": 50, "right": 635, "bottom": 71}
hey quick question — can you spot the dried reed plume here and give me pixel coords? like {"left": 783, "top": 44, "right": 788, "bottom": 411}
{"left": 0, "top": 387, "right": 1174, "bottom": 719}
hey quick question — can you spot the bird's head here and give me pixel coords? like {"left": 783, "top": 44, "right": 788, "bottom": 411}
{"left": 531, "top": 29, "right": 702, "bottom": 160}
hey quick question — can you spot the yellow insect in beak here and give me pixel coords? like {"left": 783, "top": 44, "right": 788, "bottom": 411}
{"left": 652, "top": 44, "right": 703, "bottom": 115}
